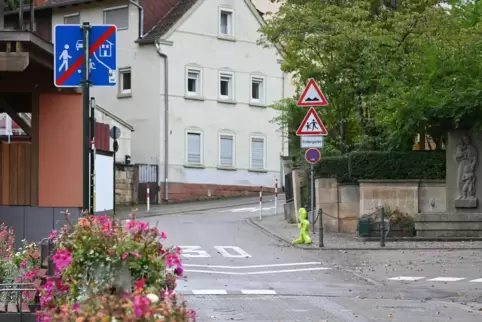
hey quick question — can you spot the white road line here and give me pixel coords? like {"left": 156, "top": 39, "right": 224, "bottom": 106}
{"left": 388, "top": 276, "right": 425, "bottom": 281}
{"left": 241, "top": 290, "right": 277, "bottom": 295}
{"left": 427, "top": 277, "right": 466, "bottom": 282}
{"left": 185, "top": 267, "right": 332, "bottom": 275}
{"left": 470, "top": 278, "right": 482, "bottom": 282}
{"left": 192, "top": 290, "right": 227, "bottom": 295}
{"left": 183, "top": 262, "right": 322, "bottom": 269}
{"left": 214, "top": 246, "right": 252, "bottom": 258}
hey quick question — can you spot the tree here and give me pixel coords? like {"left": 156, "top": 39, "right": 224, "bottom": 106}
{"left": 261, "top": 0, "right": 482, "bottom": 153}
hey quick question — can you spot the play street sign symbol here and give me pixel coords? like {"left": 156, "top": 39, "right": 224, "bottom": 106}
{"left": 305, "top": 148, "right": 321, "bottom": 164}
{"left": 297, "top": 79, "right": 329, "bottom": 107}
{"left": 54, "top": 24, "right": 117, "bottom": 87}
{"left": 296, "top": 107, "right": 328, "bottom": 136}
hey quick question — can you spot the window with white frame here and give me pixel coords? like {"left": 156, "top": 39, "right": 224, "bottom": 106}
{"left": 219, "top": 72, "right": 234, "bottom": 100}
{"left": 219, "top": 9, "right": 234, "bottom": 37}
{"left": 187, "top": 132, "right": 202, "bottom": 164}
{"left": 104, "top": 6, "right": 129, "bottom": 30}
{"left": 251, "top": 76, "right": 265, "bottom": 104}
{"left": 251, "top": 137, "right": 265, "bottom": 170}
{"left": 119, "top": 68, "right": 131, "bottom": 96}
{"left": 186, "top": 68, "right": 201, "bottom": 97}
{"left": 219, "top": 134, "right": 234, "bottom": 167}
{"left": 64, "top": 13, "right": 80, "bottom": 24}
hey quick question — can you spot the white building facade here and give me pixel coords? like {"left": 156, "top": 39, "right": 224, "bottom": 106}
{"left": 51, "top": 0, "right": 291, "bottom": 201}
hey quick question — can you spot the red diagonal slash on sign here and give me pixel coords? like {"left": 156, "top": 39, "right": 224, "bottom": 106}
{"left": 56, "top": 25, "right": 116, "bottom": 86}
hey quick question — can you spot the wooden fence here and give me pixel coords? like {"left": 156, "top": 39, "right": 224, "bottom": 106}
{"left": 0, "top": 142, "right": 32, "bottom": 205}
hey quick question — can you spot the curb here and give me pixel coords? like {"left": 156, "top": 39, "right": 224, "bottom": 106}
{"left": 118, "top": 198, "right": 284, "bottom": 220}
{"left": 246, "top": 217, "right": 482, "bottom": 251}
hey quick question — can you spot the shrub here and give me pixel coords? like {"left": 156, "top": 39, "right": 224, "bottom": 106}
{"left": 313, "top": 151, "right": 445, "bottom": 183}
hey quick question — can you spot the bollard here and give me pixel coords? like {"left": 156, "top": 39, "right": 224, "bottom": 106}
{"left": 259, "top": 188, "right": 263, "bottom": 220}
{"left": 318, "top": 208, "right": 324, "bottom": 248}
{"left": 380, "top": 206, "right": 385, "bottom": 247}
{"left": 147, "top": 184, "right": 150, "bottom": 213}
{"left": 274, "top": 179, "right": 278, "bottom": 215}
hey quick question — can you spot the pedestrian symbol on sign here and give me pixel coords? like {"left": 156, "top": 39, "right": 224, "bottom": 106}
{"left": 58, "top": 44, "right": 72, "bottom": 72}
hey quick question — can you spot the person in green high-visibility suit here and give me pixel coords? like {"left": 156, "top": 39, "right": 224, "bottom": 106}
{"left": 291, "top": 207, "right": 312, "bottom": 244}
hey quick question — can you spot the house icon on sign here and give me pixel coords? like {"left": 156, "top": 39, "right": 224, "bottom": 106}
{"left": 99, "top": 40, "right": 114, "bottom": 58}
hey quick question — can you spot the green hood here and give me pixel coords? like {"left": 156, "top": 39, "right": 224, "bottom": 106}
{"left": 298, "top": 208, "right": 307, "bottom": 221}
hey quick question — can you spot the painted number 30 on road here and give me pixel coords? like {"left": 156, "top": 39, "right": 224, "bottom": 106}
{"left": 179, "top": 246, "right": 252, "bottom": 258}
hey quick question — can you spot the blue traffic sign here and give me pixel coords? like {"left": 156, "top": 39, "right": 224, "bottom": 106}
{"left": 54, "top": 24, "right": 117, "bottom": 87}
{"left": 305, "top": 148, "right": 321, "bottom": 164}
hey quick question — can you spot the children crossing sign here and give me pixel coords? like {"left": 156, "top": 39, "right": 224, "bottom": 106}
{"left": 296, "top": 107, "right": 328, "bottom": 136}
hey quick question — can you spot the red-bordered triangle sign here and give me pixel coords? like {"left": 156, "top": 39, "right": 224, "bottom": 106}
{"left": 297, "top": 79, "right": 329, "bottom": 107}
{"left": 296, "top": 107, "right": 328, "bottom": 136}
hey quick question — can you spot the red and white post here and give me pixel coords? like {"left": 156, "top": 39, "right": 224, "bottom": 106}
{"left": 146, "top": 184, "right": 150, "bottom": 213}
{"left": 259, "top": 187, "right": 263, "bottom": 220}
{"left": 274, "top": 179, "right": 278, "bottom": 215}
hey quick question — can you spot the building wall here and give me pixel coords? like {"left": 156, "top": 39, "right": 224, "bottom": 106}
{"left": 51, "top": 0, "right": 290, "bottom": 201}
{"left": 157, "top": 0, "right": 287, "bottom": 191}
{"left": 38, "top": 93, "right": 83, "bottom": 208}
{"left": 51, "top": 0, "right": 162, "bottom": 166}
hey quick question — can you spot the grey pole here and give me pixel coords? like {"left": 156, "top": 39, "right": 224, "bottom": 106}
{"left": 310, "top": 164, "right": 315, "bottom": 234}
{"left": 380, "top": 206, "right": 386, "bottom": 247}
{"left": 319, "top": 208, "right": 324, "bottom": 247}
{"left": 81, "top": 22, "right": 91, "bottom": 213}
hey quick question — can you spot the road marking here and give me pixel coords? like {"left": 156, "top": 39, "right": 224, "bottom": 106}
{"left": 179, "top": 246, "right": 210, "bottom": 258}
{"left": 191, "top": 290, "right": 227, "bottom": 295}
{"left": 214, "top": 246, "right": 252, "bottom": 258}
{"left": 470, "top": 278, "right": 482, "bottom": 282}
{"left": 183, "top": 261, "right": 322, "bottom": 269}
{"left": 220, "top": 206, "right": 275, "bottom": 213}
{"left": 241, "top": 290, "right": 277, "bottom": 295}
{"left": 184, "top": 267, "right": 332, "bottom": 275}
{"left": 427, "top": 277, "right": 466, "bottom": 282}
{"left": 388, "top": 276, "right": 425, "bottom": 281}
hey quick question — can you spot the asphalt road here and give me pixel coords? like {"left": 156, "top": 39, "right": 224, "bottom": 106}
{"left": 138, "top": 199, "right": 482, "bottom": 321}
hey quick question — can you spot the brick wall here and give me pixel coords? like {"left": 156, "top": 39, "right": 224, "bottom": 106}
{"left": 160, "top": 183, "right": 275, "bottom": 203}
{"left": 115, "top": 164, "right": 136, "bottom": 205}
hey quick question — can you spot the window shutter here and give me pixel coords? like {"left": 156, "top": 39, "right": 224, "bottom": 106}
{"left": 251, "top": 138, "right": 264, "bottom": 169}
{"left": 220, "top": 135, "right": 233, "bottom": 166}
{"left": 187, "top": 133, "right": 201, "bottom": 164}
{"left": 104, "top": 7, "right": 129, "bottom": 29}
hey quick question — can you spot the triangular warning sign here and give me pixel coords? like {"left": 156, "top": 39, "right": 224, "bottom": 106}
{"left": 297, "top": 79, "right": 328, "bottom": 107}
{"left": 296, "top": 107, "right": 328, "bottom": 136}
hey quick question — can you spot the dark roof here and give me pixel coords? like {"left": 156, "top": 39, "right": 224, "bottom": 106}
{"left": 138, "top": 0, "right": 199, "bottom": 44}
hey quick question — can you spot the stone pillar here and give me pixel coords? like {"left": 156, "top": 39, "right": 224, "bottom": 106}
{"left": 446, "top": 131, "right": 482, "bottom": 212}
{"left": 316, "top": 178, "right": 339, "bottom": 232}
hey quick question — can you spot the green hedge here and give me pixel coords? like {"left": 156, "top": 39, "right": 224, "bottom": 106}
{"left": 313, "top": 151, "right": 445, "bottom": 183}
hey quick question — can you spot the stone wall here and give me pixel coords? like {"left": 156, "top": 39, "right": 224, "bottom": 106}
{"left": 311, "top": 178, "right": 446, "bottom": 233}
{"left": 115, "top": 164, "right": 136, "bottom": 205}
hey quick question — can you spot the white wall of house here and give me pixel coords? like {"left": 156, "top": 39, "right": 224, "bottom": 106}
{"left": 52, "top": 0, "right": 290, "bottom": 188}
{"left": 157, "top": 0, "right": 288, "bottom": 187}
{"left": 51, "top": 0, "right": 162, "bottom": 166}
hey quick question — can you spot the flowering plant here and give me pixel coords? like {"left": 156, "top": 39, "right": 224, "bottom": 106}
{"left": 38, "top": 211, "right": 194, "bottom": 321}
{"left": 37, "top": 277, "right": 196, "bottom": 321}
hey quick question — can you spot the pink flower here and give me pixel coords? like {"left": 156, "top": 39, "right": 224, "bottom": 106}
{"left": 52, "top": 249, "right": 72, "bottom": 272}
{"left": 161, "top": 232, "right": 167, "bottom": 239}
{"left": 48, "top": 230, "right": 57, "bottom": 240}
{"left": 133, "top": 295, "right": 151, "bottom": 317}
{"left": 135, "top": 279, "right": 146, "bottom": 290}
{"left": 126, "top": 220, "right": 150, "bottom": 234}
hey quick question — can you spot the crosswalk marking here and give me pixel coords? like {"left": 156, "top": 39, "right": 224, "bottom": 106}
{"left": 220, "top": 206, "right": 275, "bottom": 213}
{"left": 388, "top": 276, "right": 425, "bottom": 281}
{"left": 241, "top": 290, "right": 276, "bottom": 295}
{"left": 427, "top": 277, "right": 466, "bottom": 282}
{"left": 179, "top": 246, "right": 252, "bottom": 258}
{"left": 192, "top": 290, "right": 227, "bottom": 295}
{"left": 389, "top": 276, "right": 480, "bottom": 283}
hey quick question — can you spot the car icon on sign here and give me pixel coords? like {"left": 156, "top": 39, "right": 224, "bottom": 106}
{"left": 76, "top": 40, "right": 83, "bottom": 51}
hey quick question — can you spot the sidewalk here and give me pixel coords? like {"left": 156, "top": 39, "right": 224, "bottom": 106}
{"left": 247, "top": 214, "right": 482, "bottom": 250}
{"left": 114, "top": 195, "right": 285, "bottom": 219}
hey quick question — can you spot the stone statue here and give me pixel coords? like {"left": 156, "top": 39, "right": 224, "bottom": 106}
{"left": 455, "top": 135, "right": 478, "bottom": 208}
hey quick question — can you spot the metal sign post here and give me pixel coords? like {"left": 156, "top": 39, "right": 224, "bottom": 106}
{"left": 81, "top": 22, "right": 91, "bottom": 213}
{"left": 110, "top": 126, "right": 121, "bottom": 215}
{"left": 310, "top": 164, "right": 315, "bottom": 234}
